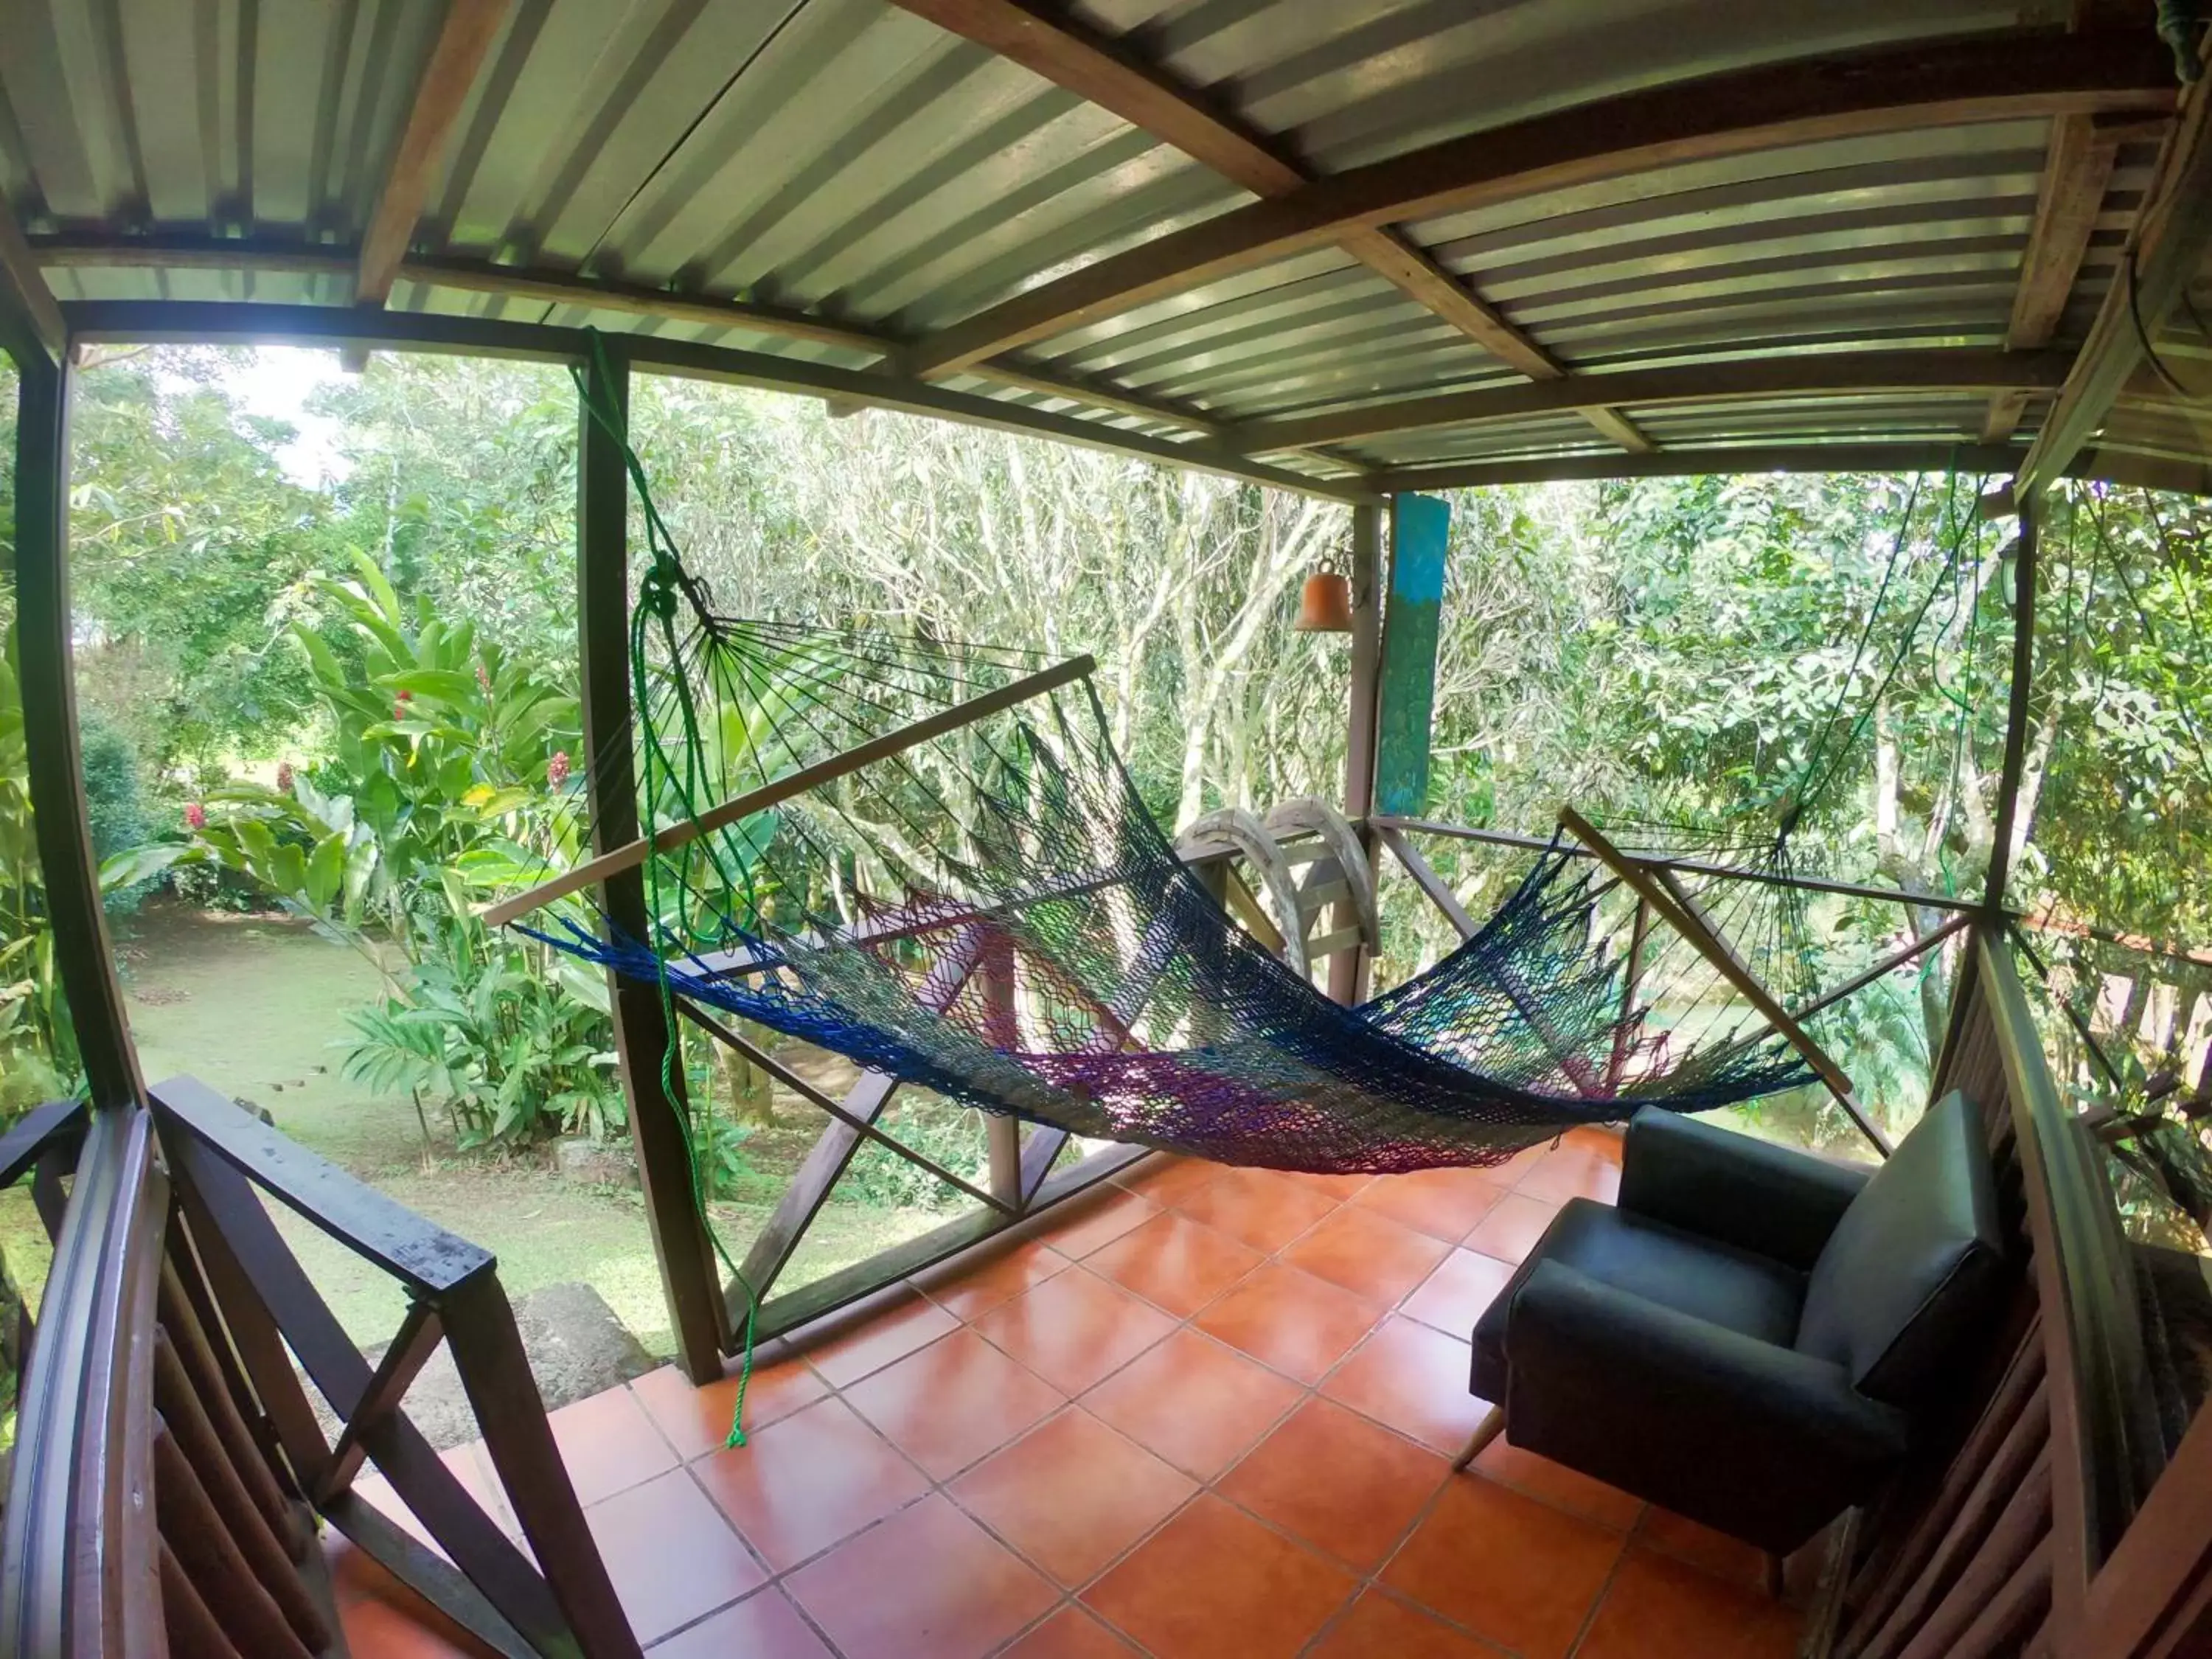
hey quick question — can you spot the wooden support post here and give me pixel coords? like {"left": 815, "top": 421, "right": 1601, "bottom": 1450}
{"left": 1331, "top": 500, "right": 1385, "bottom": 1006}
{"left": 1984, "top": 493, "right": 2039, "bottom": 914}
{"left": 10, "top": 344, "right": 142, "bottom": 1108}
{"left": 574, "top": 343, "right": 727, "bottom": 1382}
{"left": 980, "top": 933, "right": 1024, "bottom": 1209}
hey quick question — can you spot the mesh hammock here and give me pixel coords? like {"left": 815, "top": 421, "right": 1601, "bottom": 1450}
{"left": 495, "top": 349, "right": 1849, "bottom": 1179}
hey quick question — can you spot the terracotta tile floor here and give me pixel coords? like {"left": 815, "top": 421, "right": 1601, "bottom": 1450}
{"left": 335, "top": 1127, "right": 1805, "bottom": 1658}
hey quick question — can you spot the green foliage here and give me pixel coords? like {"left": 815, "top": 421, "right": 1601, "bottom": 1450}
{"left": 184, "top": 549, "right": 607, "bottom": 1148}
{"left": 78, "top": 715, "right": 153, "bottom": 914}
{"left": 843, "top": 1097, "right": 988, "bottom": 1211}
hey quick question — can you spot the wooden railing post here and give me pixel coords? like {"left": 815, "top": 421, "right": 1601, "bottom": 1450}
{"left": 10, "top": 344, "right": 143, "bottom": 1108}
{"left": 574, "top": 343, "right": 728, "bottom": 1381}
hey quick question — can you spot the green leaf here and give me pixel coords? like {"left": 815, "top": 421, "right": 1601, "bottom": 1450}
{"left": 306, "top": 829, "right": 347, "bottom": 910}
{"left": 376, "top": 668, "right": 480, "bottom": 703}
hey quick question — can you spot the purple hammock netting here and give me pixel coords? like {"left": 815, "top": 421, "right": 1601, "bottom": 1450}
{"left": 501, "top": 566, "right": 1820, "bottom": 1177}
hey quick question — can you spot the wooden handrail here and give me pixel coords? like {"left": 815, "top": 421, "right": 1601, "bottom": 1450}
{"left": 0, "top": 1105, "right": 167, "bottom": 1658}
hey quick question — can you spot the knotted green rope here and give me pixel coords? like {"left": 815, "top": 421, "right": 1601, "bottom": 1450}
{"left": 571, "top": 331, "right": 761, "bottom": 1448}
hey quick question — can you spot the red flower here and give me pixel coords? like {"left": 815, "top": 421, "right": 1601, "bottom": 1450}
{"left": 547, "top": 751, "right": 571, "bottom": 789}
{"left": 276, "top": 761, "right": 295, "bottom": 793}
{"left": 476, "top": 661, "right": 492, "bottom": 695}
{"left": 394, "top": 687, "right": 412, "bottom": 721}
{"left": 184, "top": 803, "right": 206, "bottom": 831}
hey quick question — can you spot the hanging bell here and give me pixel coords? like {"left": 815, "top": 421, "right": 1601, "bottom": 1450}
{"left": 1294, "top": 569, "right": 1354, "bottom": 633}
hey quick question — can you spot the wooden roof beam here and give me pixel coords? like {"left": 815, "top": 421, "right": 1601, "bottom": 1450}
{"left": 1982, "top": 111, "right": 2129, "bottom": 442}
{"left": 885, "top": 0, "right": 1649, "bottom": 451}
{"left": 900, "top": 29, "right": 2176, "bottom": 382}
{"left": 353, "top": 0, "right": 509, "bottom": 308}
{"left": 0, "top": 186, "right": 66, "bottom": 364}
{"left": 2022, "top": 73, "right": 2212, "bottom": 495}
{"left": 1232, "top": 348, "right": 2075, "bottom": 455}
{"left": 1371, "top": 442, "right": 2035, "bottom": 495}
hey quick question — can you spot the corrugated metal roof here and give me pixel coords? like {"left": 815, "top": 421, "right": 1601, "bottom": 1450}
{"left": 2, "top": 0, "right": 2205, "bottom": 496}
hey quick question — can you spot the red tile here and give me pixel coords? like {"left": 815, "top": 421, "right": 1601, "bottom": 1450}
{"left": 1082, "top": 1326, "right": 1304, "bottom": 1478}
{"left": 786, "top": 1494, "right": 1057, "bottom": 1659}
{"left": 1003, "top": 1604, "right": 1142, "bottom": 1658}
{"left": 844, "top": 1327, "right": 1065, "bottom": 1478}
{"left": 1576, "top": 1547, "right": 1801, "bottom": 1659}
{"left": 951, "top": 1408, "right": 1196, "bottom": 1585}
{"left": 1116, "top": 1155, "right": 1234, "bottom": 1208}
{"left": 1319, "top": 1315, "right": 1489, "bottom": 1455}
{"left": 1634, "top": 1507, "right": 1771, "bottom": 1591}
{"left": 1514, "top": 1143, "right": 1623, "bottom": 1205}
{"left": 1400, "top": 1248, "right": 1518, "bottom": 1338}
{"left": 546, "top": 1383, "right": 679, "bottom": 1507}
{"left": 1083, "top": 1210, "right": 1265, "bottom": 1316}
{"left": 1281, "top": 1203, "right": 1454, "bottom": 1305}
{"left": 1038, "top": 1187, "right": 1160, "bottom": 1258}
{"left": 1307, "top": 1590, "right": 1506, "bottom": 1658}
{"left": 1083, "top": 1495, "right": 1357, "bottom": 1659}
{"left": 630, "top": 1356, "right": 827, "bottom": 1461}
{"left": 583, "top": 1467, "right": 766, "bottom": 1644}
{"left": 914, "top": 1239, "right": 1071, "bottom": 1320}
{"left": 1472, "top": 1431, "right": 1644, "bottom": 1531}
{"left": 1191, "top": 1262, "right": 1382, "bottom": 1384}
{"left": 1461, "top": 1192, "right": 1559, "bottom": 1262}
{"left": 797, "top": 1288, "right": 961, "bottom": 1388}
{"left": 1353, "top": 1166, "right": 1512, "bottom": 1242}
{"left": 1217, "top": 1398, "right": 1450, "bottom": 1571}
{"left": 1559, "top": 1126, "right": 1625, "bottom": 1164}
{"left": 648, "top": 1588, "right": 833, "bottom": 1659}
{"left": 971, "top": 1267, "right": 1178, "bottom": 1394}
{"left": 339, "top": 1590, "right": 502, "bottom": 1659}
{"left": 1382, "top": 1474, "right": 1624, "bottom": 1659}
{"left": 1171, "top": 1167, "right": 1339, "bottom": 1252}
{"left": 692, "top": 1396, "right": 930, "bottom": 1571}
{"left": 1282, "top": 1170, "right": 1375, "bottom": 1200}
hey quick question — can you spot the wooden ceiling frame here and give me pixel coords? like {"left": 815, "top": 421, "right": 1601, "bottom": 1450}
{"left": 884, "top": 0, "right": 1653, "bottom": 454}
{"left": 1980, "top": 112, "right": 2132, "bottom": 443}
{"left": 1230, "top": 347, "right": 2075, "bottom": 456}
{"left": 0, "top": 186, "right": 66, "bottom": 364}
{"left": 353, "top": 0, "right": 511, "bottom": 310}
{"left": 897, "top": 29, "right": 2177, "bottom": 386}
{"left": 32, "top": 237, "right": 1270, "bottom": 452}
{"left": 2023, "top": 74, "right": 2212, "bottom": 495}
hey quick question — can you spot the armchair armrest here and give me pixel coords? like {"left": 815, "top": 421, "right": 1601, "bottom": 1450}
{"left": 1620, "top": 1109, "right": 1870, "bottom": 1270}
{"left": 1504, "top": 1259, "right": 1907, "bottom": 1553}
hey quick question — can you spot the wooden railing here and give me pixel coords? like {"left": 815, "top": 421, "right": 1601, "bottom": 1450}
{"left": 1814, "top": 929, "right": 2212, "bottom": 1659}
{"left": 0, "top": 1082, "right": 645, "bottom": 1658}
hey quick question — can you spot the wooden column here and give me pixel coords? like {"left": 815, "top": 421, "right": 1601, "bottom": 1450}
{"left": 574, "top": 344, "right": 726, "bottom": 1381}
{"left": 9, "top": 343, "right": 143, "bottom": 1108}
{"left": 1329, "top": 500, "right": 1383, "bottom": 1005}
{"left": 1984, "top": 493, "right": 2039, "bottom": 913}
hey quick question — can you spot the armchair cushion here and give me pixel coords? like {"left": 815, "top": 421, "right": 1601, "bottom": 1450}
{"left": 1472, "top": 1196, "right": 1804, "bottom": 1403}
{"left": 1505, "top": 1258, "right": 1910, "bottom": 1553}
{"left": 1620, "top": 1107, "right": 1871, "bottom": 1271}
{"left": 1795, "top": 1090, "right": 2004, "bottom": 1405}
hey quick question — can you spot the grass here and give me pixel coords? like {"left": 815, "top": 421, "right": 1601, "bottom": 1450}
{"left": 80, "top": 902, "right": 961, "bottom": 1357}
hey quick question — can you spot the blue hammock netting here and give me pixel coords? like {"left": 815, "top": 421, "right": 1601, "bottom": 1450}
{"left": 503, "top": 591, "right": 1819, "bottom": 1177}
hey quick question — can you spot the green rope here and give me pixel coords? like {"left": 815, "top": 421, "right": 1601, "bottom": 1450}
{"left": 571, "top": 331, "right": 762, "bottom": 1449}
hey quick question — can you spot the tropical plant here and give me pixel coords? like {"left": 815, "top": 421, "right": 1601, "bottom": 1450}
{"left": 183, "top": 549, "right": 613, "bottom": 1147}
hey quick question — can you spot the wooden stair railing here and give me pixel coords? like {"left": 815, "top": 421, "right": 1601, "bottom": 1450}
{"left": 1809, "top": 928, "right": 2207, "bottom": 1659}
{"left": 0, "top": 1082, "right": 645, "bottom": 1658}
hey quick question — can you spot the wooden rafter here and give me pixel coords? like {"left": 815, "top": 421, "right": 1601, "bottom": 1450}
{"left": 900, "top": 30, "right": 2175, "bottom": 381}
{"left": 1371, "top": 441, "right": 2034, "bottom": 495}
{"left": 1983, "top": 114, "right": 2129, "bottom": 442}
{"left": 0, "top": 185, "right": 65, "bottom": 362}
{"left": 2023, "top": 72, "right": 2212, "bottom": 494}
{"left": 354, "top": 0, "right": 509, "bottom": 307}
{"left": 883, "top": 0, "right": 1651, "bottom": 452}
{"left": 1233, "top": 348, "right": 2073, "bottom": 455}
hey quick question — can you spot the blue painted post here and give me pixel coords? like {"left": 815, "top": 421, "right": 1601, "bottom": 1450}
{"left": 1373, "top": 494, "right": 1451, "bottom": 821}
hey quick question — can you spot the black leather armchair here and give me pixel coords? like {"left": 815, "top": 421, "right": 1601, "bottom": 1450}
{"left": 1461, "top": 1092, "right": 2006, "bottom": 1558}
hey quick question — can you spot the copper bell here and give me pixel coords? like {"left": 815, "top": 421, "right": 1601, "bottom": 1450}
{"left": 1294, "top": 569, "right": 1354, "bottom": 633}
